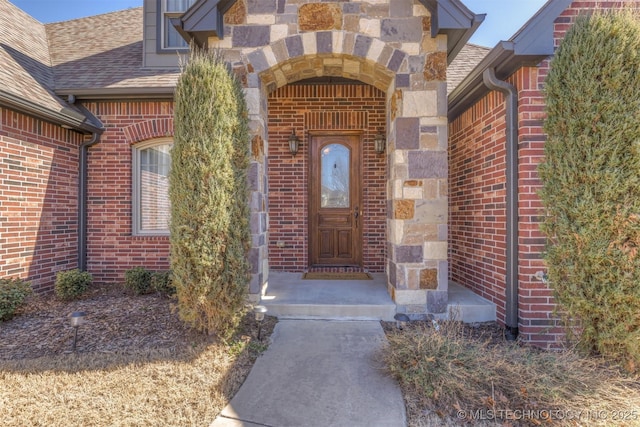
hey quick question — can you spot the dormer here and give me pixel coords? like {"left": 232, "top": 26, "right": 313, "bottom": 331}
{"left": 142, "top": 0, "right": 236, "bottom": 68}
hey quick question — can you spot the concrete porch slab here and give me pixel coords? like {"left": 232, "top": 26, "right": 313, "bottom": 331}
{"left": 444, "top": 281, "right": 497, "bottom": 323}
{"left": 261, "top": 272, "right": 396, "bottom": 321}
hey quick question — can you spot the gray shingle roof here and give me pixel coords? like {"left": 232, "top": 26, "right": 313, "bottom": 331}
{"left": 46, "top": 7, "right": 179, "bottom": 92}
{"left": 447, "top": 43, "right": 491, "bottom": 94}
{"left": 0, "top": 0, "right": 66, "bottom": 114}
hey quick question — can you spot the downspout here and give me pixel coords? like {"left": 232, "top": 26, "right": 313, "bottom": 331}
{"left": 78, "top": 132, "right": 101, "bottom": 271}
{"left": 482, "top": 68, "right": 519, "bottom": 341}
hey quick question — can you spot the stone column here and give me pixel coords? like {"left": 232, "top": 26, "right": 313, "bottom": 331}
{"left": 386, "top": 28, "right": 450, "bottom": 318}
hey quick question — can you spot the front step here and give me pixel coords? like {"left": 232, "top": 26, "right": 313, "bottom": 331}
{"left": 261, "top": 272, "right": 396, "bottom": 321}
{"left": 444, "top": 281, "right": 497, "bottom": 323}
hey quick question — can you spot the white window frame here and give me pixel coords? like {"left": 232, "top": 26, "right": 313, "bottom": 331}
{"left": 157, "top": 0, "right": 195, "bottom": 51}
{"left": 132, "top": 138, "right": 173, "bottom": 236}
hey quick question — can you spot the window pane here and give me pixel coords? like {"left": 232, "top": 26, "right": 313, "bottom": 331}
{"left": 166, "top": 0, "right": 195, "bottom": 12}
{"left": 140, "top": 144, "right": 171, "bottom": 232}
{"left": 321, "top": 144, "right": 350, "bottom": 208}
{"left": 165, "top": 17, "right": 188, "bottom": 48}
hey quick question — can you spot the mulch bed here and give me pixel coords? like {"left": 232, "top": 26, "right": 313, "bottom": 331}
{"left": 0, "top": 284, "right": 273, "bottom": 360}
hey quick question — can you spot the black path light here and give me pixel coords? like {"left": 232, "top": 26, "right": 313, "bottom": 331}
{"left": 69, "top": 311, "right": 86, "bottom": 351}
{"left": 394, "top": 313, "right": 410, "bottom": 330}
{"left": 253, "top": 305, "right": 268, "bottom": 340}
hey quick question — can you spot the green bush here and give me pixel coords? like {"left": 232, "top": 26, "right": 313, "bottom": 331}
{"left": 0, "top": 278, "right": 31, "bottom": 321}
{"left": 170, "top": 48, "right": 251, "bottom": 339}
{"left": 151, "top": 270, "right": 175, "bottom": 296}
{"left": 55, "top": 269, "right": 92, "bottom": 301}
{"left": 540, "top": 10, "right": 640, "bottom": 370}
{"left": 124, "top": 266, "right": 152, "bottom": 295}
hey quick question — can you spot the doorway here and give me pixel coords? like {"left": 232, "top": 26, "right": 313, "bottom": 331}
{"left": 309, "top": 132, "right": 363, "bottom": 267}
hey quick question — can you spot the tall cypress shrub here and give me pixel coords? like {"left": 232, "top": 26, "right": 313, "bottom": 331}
{"left": 170, "top": 48, "right": 251, "bottom": 339}
{"left": 540, "top": 10, "right": 640, "bottom": 370}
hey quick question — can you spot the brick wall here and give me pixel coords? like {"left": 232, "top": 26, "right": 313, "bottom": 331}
{"left": 267, "top": 83, "right": 387, "bottom": 272}
{"left": 0, "top": 107, "right": 83, "bottom": 292}
{"left": 83, "top": 100, "right": 174, "bottom": 284}
{"left": 449, "top": 1, "right": 629, "bottom": 346}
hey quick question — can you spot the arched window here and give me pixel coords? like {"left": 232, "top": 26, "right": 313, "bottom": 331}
{"left": 132, "top": 138, "right": 173, "bottom": 235}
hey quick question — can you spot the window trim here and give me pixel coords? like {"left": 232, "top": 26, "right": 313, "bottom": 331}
{"left": 156, "top": 0, "right": 192, "bottom": 53}
{"left": 132, "top": 137, "right": 173, "bottom": 236}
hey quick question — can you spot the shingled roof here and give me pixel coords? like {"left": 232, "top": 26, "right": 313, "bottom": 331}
{"left": 0, "top": 0, "right": 68, "bottom": 117}
{"left": 447, "top": 43, "right": 490, "bottom": 94}
{"left": 46, "top": 7, "right": 179, "bottom": 96}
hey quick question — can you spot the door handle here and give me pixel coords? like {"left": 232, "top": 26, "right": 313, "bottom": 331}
{"left": 354, "top": 206, "right": 359, "bottom": 228}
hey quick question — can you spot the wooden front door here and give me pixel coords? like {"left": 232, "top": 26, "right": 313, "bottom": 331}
{"left": 309, "top": 133, "right": 362, "bottom": 267}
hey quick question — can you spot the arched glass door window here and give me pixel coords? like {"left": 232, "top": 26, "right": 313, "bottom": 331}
{"left": 320, "top": 143, "right": 350, "bottom": 208}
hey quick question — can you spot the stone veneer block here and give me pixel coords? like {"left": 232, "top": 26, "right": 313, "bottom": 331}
{"left": 247, "top": 50, "right": 269, "bottom": 73}
{"left": 360, "top": 18, "right": 381, "bottom": 38}
{"left": 424, "top": 51, "right": 447, "bottom": 81}
{"left": 353, "top": 35, "right": 372, "bottom": 57}
{"left": 424, "top": 241, "right": 447, "bottom": 260}
{"left": 427, "top": 290, "right": 447, "bottom": 313}
{"left": 394, "top": 199, "right": 414, "bottom": 220}
{"left": 395, "top": 289, "right": 426, "bottom": 305}
{"left": 395, "top": 117, "right": 419, "bottom": 149}
{"left": 403, "top": 90, "right": 437, "bottom": 117}
{"left": 366, "top": 38, "right": 385, "bottom": 62}
{"left": 224, "top": 0, "right": 246, "bottom": 25}
{"left": 396, "top": 245, "right": 423, "bottom": 263}
{"left": 248, "top": 162, "right": 259, "bottom": 191}
{"left": 247, "top": 14, "right": 276, "bottom": 25}
{"left": 396, "top": 74, "right": 410, "bottom": 88}
{"left": 381, "top": 18, "right": 423, "bottom": 42}
{"left": 408, "top": 151, "right": 447, "bottom": 178}
{"left": 285, "top": 35, "right": 303, "bottom": 58}
{"left": 298, "top": 3, "right": 342, "bottom": 31}
{"left": 248, "top": 0, "right": 276, "bottom": 14}
{"left": 332, "top": 31, "right": 345, "bottom": 54}
{"left": 420, "top": 268, "right": 438, "bottom": 289}
{"left": 270, "top": 24, "right": 289, "bottom": 42}
{"left": 343, "top": 2, "right": 361, "bottom": 13}
{"left": 233, "top": 25, "right": 270, "bottom": 47}
{"left": 438, "top": 260, "right": 448, "bottom": 290}
{"left": 387, "top": 49, "right": 406, "bottom": 72}
{"left": 301, "top": 32, "right": 317, "bottom": 55}
{"left": 277, "top": 0, "right": 285, "bottom": 14}
{"left": 272, "top": 39, "right": 288, "bottom": 63}
{"left": 390, "top": 0, "right": 413, "bottom": 17}
{"left": 316, "top": 32, "right": 332, "bottom": 54}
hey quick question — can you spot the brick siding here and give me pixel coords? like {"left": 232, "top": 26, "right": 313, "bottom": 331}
{"left": 0, "top": 108, "right": 83, "bottom": 292}
{"left": 449, "top": 0, "right": 630, "bottom": 347}
{"left": 267, "top": 83, "right": 387, "bottom": 272}
{"left": 82, "top": 101, "right": 174, "bottom": 284}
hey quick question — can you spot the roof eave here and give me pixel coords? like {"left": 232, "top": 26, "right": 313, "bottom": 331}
{"left": 173, "top": 0, "right": 237, "bottom": 46}
{"left": 448, "top": 0, "right": 574, "bottom": 120}
{"left": 0, "top": 90, "right": 103, "bottom": 134}
{"left": 55, "top": 87, "right": 176, "bottom": 100}
{"left": 421, "top": 0, "right": 486, "bottom": 64}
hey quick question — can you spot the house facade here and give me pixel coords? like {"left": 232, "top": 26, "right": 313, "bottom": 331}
{"left": 0, "top": 0, "right": 629, "bottom": 345}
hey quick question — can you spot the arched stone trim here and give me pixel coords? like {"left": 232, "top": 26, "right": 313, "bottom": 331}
{"left": 243, "top": 31, "right": 410, "bottom": 92}
{"left": 124, "top": 118, "right": 174, "bottom": 144}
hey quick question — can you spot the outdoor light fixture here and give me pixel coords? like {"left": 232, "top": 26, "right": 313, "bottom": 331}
{"left": 374, "top": 131, "right": 386, "bottom": 154}
{"left": 394, "top": 313, "right": 410, "bottom": 330}
{"left": 69, "top": 311, "right": 86, "bottom": 351}
{"left": 253, "top": 305, "right": 268, "bottom": 340}
{"left": 288, "top": 129, "right": 301, "bottom": 156}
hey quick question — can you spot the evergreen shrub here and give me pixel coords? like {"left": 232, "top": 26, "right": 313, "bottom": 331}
{"left": 170, "top": 48, "right": 251, "bottom": 339}
{"left": 540, "top": 10, "right": 640, "bottom": 370}
{"left": 124, "top": 266, "right": 153, "bottom": 295}
{"left": 0, "top": 278, "right": 31, "bottom": 321}
{"left": 55, "top": 269, "right": 92, "bottom": 300}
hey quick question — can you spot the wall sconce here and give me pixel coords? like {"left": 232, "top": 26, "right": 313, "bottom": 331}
{"left": 288, "top": 129, "right": 301, "bottom": 156}
{"left": 374, "top": 131, "right": 386, "bottom": 154}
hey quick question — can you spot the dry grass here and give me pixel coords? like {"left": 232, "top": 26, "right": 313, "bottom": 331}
{"left": 0, "top": 286, "right": 276, "bottom": 427}
{"left": 383, "top": 321, "right": 640, "bottom": 427}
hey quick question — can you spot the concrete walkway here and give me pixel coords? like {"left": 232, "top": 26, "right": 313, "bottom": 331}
{"left": 211, "top": 320, "right": 406, "bottom": 427}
